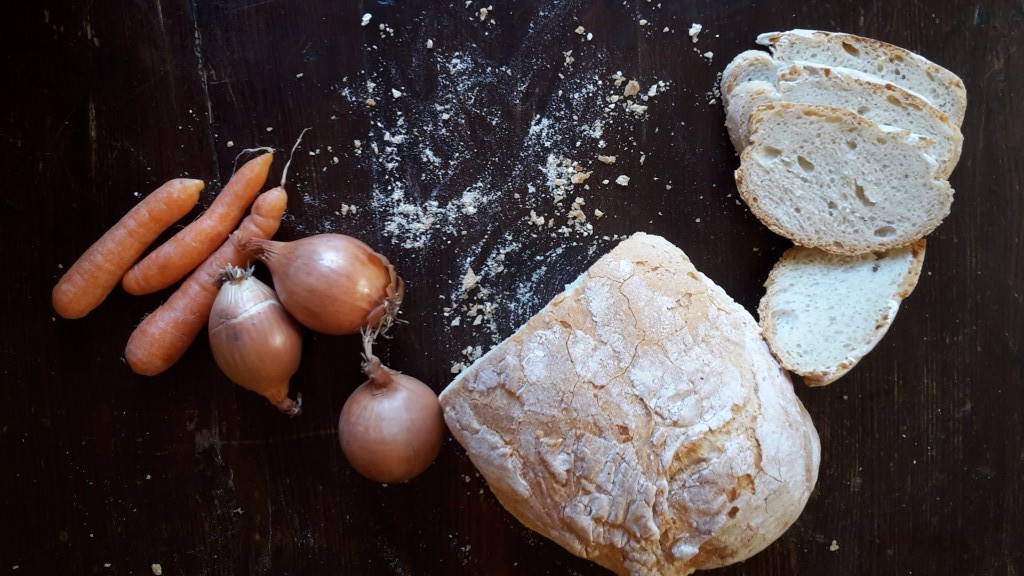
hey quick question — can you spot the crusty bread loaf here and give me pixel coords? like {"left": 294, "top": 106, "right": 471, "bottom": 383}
{"left": 440, "top": 233, "right": 821, "bottom": 576}
{"left": 758, "top": 240, "right": 926, "bottom": 386}
{"left": 756, "top": 29, "right": 967, "bottom": 126}
{"left": 720, "top": 49, "right": 778, "bottom": 107}
{"left": 726, "top": 62, "right": 963, "bottom": 177}
{"left": 736, "top": 102, "right": 953, "bottom": 255}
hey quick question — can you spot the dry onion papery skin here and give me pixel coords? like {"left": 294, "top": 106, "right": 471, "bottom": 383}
{"left": 209, "top": 265, "right": 303, "bottom": 415}
{"left": 338, "top": 331, "right": 445, "bottom": 483}
{"left": 240, "top": 233, "right": 404, "bottom": 335}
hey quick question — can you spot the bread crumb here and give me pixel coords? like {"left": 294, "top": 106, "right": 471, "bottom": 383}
{"left": 574, "top": 26, "right": 585, "bottom": 35}
{"left": 623, "top": 80, "right": 640, "bottom": 98}
{"left": 703, "top": 51, "right": 714, "bottom": 61}
{"left": 361, "top": 13, "right": 372, "bottom": 26}
{"left": 478, "top": 5, "right": 491, "bottom": 21}
{"left": 615, "top": 175, "right": 630, "bottom": 186}
{"left": 597, "top": 155, "right": 616, "bottom": 164}
{"left": 391, "top": 88, "right": 403, "bottom": 98}
{"left": 829, "top": 540, "right": 840, "bottom": 552}
{"left": 365, "top": 98, "right": 376, "bottom": 106}
{"left": 151, "top": 565, "right": 163, "bottom": 575}
{"left": 586, "top": 32, "right": 593, "bottom": 41}
{"left": 638, "top": 19, "right": 648, "bottom": 26}
{"left": 226, "top": 140, "right": 234, "bottom": 148}
{"left": 265, "top": 126, "right": 273, "bottom": 132}
{"left": 593, "top": 208, "right": 604, "bottom": 218}
{"left": 663, "top": 26, "right": 670, "bottom": 33}
{"left": 688, "top": 23, "right": 702, "bottom": 42}
{"left": 462, "top": 268, "right": 478, "bottom": 292}
{"left": 426, "top": 39, "right": 434, "bottom": 49}
{"left": 570, "top": 171, "right": 590, "bottom": 184}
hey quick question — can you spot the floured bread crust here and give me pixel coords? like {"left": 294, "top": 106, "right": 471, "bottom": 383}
{"left": 440, "top": 233, "right": 820, "bottom": 575}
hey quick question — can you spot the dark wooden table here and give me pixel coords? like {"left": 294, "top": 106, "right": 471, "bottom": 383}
{"left": 3, "top": 1, "right": 1021, "bottom": 574}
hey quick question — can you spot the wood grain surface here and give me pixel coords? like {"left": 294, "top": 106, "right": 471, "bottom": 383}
{"left": 2, "top": 1, "right": 1022, "bottom": 574}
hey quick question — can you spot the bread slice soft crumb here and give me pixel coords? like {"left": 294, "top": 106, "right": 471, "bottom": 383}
{"left": 758, "top": 240, "right": 926, "bottom": 385}
{"left": 736, "top": 102, "right": 952, "bottom": 254}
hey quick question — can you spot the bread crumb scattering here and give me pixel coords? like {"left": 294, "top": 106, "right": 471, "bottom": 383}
{"left": 334, "top": 15, "right": 676, "bottom": 345}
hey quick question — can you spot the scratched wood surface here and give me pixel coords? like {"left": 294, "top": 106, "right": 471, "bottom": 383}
{"left": 2, "top": 0, "right": 1022, "bottom": 574}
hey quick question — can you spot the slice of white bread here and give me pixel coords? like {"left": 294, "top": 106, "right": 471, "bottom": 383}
{"left": 440, "top": 233, "right": 820, "bottom": 575}
{"left": 726, "top": 62, "right": 963, "bottom": 177}
{"left": 736, "top": 102, "right": 953, "bottom": 255}
{"left": 720, "top": 49, "right": 779, "bottom": 107}
{"left": 758, "top": 240, "right": 926, "bottom": 386}
{"left": 756, "top": 29, "right": 967, "bottom": 126}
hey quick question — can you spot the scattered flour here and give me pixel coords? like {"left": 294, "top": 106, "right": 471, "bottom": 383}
{"left": 332, "top": 11, "right": 700, "bottom": 372}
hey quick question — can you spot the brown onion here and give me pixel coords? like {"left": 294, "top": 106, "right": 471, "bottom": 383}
{"left": 240, "top": 234, "right": 404, "bottom": 335}
{"left": 209, "top": 265, "right": 302, "bottom": 415}
{"left": 338, "top": 331, "right": 445, "bottom": 483}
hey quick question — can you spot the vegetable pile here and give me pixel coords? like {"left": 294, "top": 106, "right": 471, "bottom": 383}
{"left": 52, "top": 150, "right": 442, "bottom": 483}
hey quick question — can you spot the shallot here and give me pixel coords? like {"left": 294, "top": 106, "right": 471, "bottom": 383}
{"left": 240, "top": 234, "right": 404, "bottom": 335}
{"left": 208, "top": 265, "right": 302, "bottom": 415}
{"left": 338, "top": 330, "right": 445, "bottom": 483}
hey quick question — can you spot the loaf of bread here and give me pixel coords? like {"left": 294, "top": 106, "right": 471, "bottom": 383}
{"left": 758, "top": 240, "right": 926, "bottom": 386}
{"left": 440, "top": 233, "right": 821, "bottom": 575}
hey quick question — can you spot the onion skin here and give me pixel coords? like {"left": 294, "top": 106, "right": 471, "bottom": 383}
{"left": 240, "top": 234, "right": 404, "bottom": 336}
{"left": 209, "top": 266, "right": 303, "bottom": 415}
{"left": 338, "top": 353, "right": 445, "bottom": 483}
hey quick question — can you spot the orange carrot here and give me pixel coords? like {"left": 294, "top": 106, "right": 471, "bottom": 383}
{"left": 121, "top": 152, "right": 274, "bottom": 296}
{"left": 124, "top": 186, "right": 288, "bottom": 376}
{"left": 52, "top": 178, "right": 204, "bottom": 319}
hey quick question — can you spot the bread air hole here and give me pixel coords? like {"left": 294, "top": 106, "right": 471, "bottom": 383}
{"left": 857, "top": 105, "right": 870, "bottom": 115}
{"left": 846, "top": 140, "right": 858, "bottom": 150}
{"left": 797, "top": 155, "right": 815, "bottom": 172}
{"left": 842, "top": 41, "right": 861, "bottom": 57}
{"left": 757, "top": 146, "right": 782, "bottom": 162}
{"left": 874, "top": 225, "right": 896, "bottom": 238}
{"left": 886, "top": 94, "right": 903, "bottom": 107}
{"left": 854, "top": 182, "right": 876, "bottom": 206}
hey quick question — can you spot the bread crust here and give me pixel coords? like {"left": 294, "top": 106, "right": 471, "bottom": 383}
{"left": 440, "top": 233, "right": 821, "bottom": 575}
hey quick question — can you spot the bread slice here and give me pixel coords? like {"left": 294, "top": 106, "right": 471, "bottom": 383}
{"left": 736, "top": 102, "right": 953, "bottom": 255}
{"left": 758, "top": 240, "right": 926, "bottom": 386}
{"left": 757, "top": 29, "right": 967, "bottom": 126}
{"left": 726, "top": 63, "right": 963, "bottom": 177}
{"left": 724, "top": 80, "right": 780, "bottom": 153}
{"left": 440, "top": 233, "right": 820, "bottom": 575}
{"left": 720, "top": 49, "right": 779, "bottom": 107}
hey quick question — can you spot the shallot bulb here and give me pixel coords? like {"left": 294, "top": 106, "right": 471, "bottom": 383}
{"left": 240, "top": 234, "right": 404, "bottom": 335}
{"left": 208, "top": 265, "right": 302, "bottom": 415}
{"left": 338, "top": 330, "right": 445, "bottom": 483}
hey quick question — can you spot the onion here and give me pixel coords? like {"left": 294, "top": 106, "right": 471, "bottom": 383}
{"left": 338, "top": 330, "right": 445, "bottom": 483}
{"left": 240, "top": 234, "right": 404, "bottom": 335}
{"left": 208, "top": 265, "right": 303, "bottom": 415}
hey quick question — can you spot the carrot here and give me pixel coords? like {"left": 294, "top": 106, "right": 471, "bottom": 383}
{"left": 52, "top": 178, "right": 204, "bottom": 319}
{"left": 121, "top": 152, "right": 274, "bottom": 296}
{"left": 124, "top": 186, "right": 288, "bottom": 376}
